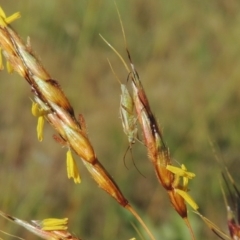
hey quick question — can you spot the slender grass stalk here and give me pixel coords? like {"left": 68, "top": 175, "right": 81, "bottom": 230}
{"left": 195, "top": 211, "right": 232, "bottom": 240}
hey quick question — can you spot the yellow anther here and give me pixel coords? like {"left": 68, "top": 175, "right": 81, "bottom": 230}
{"left": 166, "top": 164, "right": 195, "bottom": 179}
{"left": 41, "top": 218, "right": 68, "bottom": 231}
{"left": 0, "top": 48, "right": 3, "bottom": 70}
{"left": 66, "top": 150, "right": 81, "bottom": 184}
{"left": 31, "top": 102, "right": 45, "bottom": 141}
{"left": 175, "top": 189, "right": 199, "bottom": 210}
{"left": 6, "top": 61, "right": 13, "bottom": 73}
{"left": 32, "top": 102, "right": 41, "bottom": 117}
{"left": 37, "top": 116, "right": 44, "bottom": 142}
{"left": 0, "top": 6, "right": 20, "bottom": 27}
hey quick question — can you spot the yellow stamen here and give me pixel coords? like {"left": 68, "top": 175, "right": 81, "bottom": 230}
{"left": 0, "top": 48, "right": 3, "bottom": 70}
{"left": 0, "top": 7, "right": 20, "bottom": 71}
{"left": 41, "top": 218, "right": 68, "bottom": 231}
{"left": 0, "top": 7, "right": 6, "bottom": 18}
{"left": 37, "top": 116, "right": 44, "bottom": 142}
{"left": 175, "top": 189, "right": 199, "bottom": 210}
{"left": 6, "top": 61, "right": 13, "bottom": 73}
{"left": 183, "top": 174, "right": 189, "bottom": 189}
{"left": 31, "top": 102, "right": 45, "bottom": 116}
{"left": 66, "top": 150, "right": 81, "bottom": 184}
{"left": 31, "top": 102, "right": 40, "bottom": 117}
{"left": 166, "top": 164, "right": 195, "bottom": 179}
{"left": 0, "top": 6, "right": 20, "bottom": 27}
{"left": 5, "top": 12, "right": 21, "bottom": 24}
{"left": 31, "top": 102, "right": 45, "bottom": 141}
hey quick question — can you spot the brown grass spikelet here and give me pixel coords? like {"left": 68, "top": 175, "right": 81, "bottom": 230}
{"left": 83, "top": 160, "right": 128, "bottom": 206}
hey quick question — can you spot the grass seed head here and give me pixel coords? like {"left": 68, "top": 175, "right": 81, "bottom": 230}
{"left": 155, "top": 163, "right": 174, "bottom": 190}
{"left": 83, "top": 160, "right": 129, "bottom": 207}
{"left": 63, "top": 124, "right": 96, "bottom": 163}
{"left": 168, "top": 189, "right": 188, "bottom": 219}
{"left": 0, "top": 210, "right": 82, "bottom": 240}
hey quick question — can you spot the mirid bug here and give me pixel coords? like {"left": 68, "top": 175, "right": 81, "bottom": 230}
{"left": 107, "top": 59, "right": 144, "bottom": 176}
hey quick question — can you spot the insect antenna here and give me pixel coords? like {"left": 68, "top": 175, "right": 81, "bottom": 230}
{"left": 122, "top": 144, "right": 145, "bottom": 177}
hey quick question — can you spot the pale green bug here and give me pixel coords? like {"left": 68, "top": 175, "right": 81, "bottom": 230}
{"left": 107, "top": 58, "right": 143, "bottom": 175}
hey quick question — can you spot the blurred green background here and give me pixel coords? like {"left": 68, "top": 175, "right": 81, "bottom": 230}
{"left": 0, "top": 0, "right": 240, "bottom": 239}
